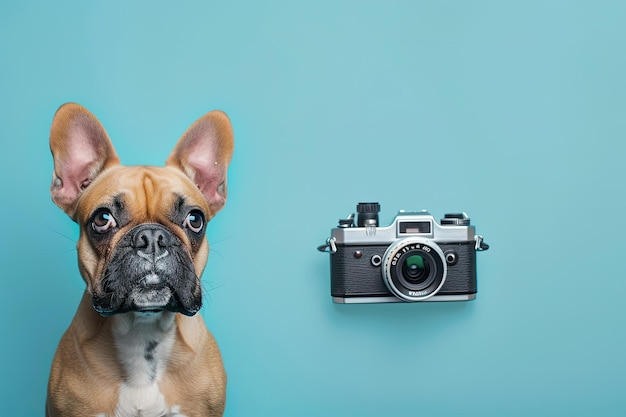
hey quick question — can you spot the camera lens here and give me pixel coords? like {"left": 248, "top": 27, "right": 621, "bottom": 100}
{"left": 402, "top": 255, "right": 430, "bottom": 283}
{"left": 396, "top": 251, "right": 437, "bottom": 291}
{"left": 382, "top": 239, "right": 447, "bottom": 302}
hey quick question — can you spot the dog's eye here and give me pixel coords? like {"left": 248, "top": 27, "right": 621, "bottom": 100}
{"left": 92, "top": 209, "right": 117, "bottom": 233}
{"left": 184, "top": 210, "right": 205, "bottom": 234}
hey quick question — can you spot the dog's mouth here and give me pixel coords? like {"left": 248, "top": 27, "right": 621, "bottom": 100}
{"left": 130, "top": 285, "right": 172, "bottom": 311}
{"left": 129, "top": 273, "right": 174, "bottom": 312}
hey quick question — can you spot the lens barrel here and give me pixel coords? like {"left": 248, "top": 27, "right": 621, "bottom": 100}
{"left": 382, "top": 238, "right": 447, "bottom": 301}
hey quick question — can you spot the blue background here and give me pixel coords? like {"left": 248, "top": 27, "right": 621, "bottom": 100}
{"left": 1, "top": 1, "right": 625, "bottom": 416}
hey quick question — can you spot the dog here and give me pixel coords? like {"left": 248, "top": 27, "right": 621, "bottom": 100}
{"left": 46, "top": 103, "right": 233, "bottom": 417}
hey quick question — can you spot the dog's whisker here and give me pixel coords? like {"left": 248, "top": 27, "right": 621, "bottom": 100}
{"left": 47, "top": 227, "right": 78, "bottom": 244}
{"left": 207, "top": 234, "right": 233, "bottom": 247}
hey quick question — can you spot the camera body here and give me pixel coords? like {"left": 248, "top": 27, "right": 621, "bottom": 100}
{"left": 319, "top": 203, "right": 489, "bottom": 304}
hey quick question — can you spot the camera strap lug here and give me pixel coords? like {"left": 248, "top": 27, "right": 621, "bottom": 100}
{"left": 474, "top": 235, "right": 489, "bottom": 251}
{"left": 317, "top": 237, "right": 337, "bottom": 254}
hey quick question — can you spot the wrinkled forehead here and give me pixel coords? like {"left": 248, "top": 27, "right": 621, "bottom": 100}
{"left": 76, "top": 165, "right": 208, "bottom": 222}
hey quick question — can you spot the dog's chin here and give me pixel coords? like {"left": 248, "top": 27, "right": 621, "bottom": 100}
{"left": 131, "top": 286, "right": 173, "bottom": 311}
{"left": 92, "top": 287, "right": 201, "bottom": 318}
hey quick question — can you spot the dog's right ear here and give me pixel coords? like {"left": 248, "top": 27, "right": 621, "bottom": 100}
{"left": 49, "top": 103, "right": 120, "bottom": 220}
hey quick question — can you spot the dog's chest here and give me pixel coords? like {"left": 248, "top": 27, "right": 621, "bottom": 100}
{"left": 110, "top": 312, "right": 183, "bottom": 417}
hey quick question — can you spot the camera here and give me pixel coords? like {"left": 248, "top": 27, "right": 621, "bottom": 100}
{"left": 317, "top": 202, "right": 489, "bottom": 303}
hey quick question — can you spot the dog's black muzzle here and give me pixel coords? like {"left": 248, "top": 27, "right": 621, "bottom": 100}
{"left": 92, "top": 224, "right": 202, "bottom": 317}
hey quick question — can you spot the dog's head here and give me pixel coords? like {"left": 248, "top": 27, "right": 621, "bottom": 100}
{"left": 49, "top": 103, "right": 234, "bottom": 317}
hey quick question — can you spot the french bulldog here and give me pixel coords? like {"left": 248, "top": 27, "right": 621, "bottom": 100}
{"left": 46, "top": 103, "right": 233, "bottom": 417}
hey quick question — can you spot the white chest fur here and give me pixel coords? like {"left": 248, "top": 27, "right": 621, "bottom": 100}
{"left": 107, "top": 312, "right": 185, "bottom": 417}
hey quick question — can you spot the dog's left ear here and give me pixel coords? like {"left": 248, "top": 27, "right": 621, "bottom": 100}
{"left": 166, "top": 111, "right": 234, "bottom": 218}
{"left": 50, "top": 103, "right": 120, "bottom": 220}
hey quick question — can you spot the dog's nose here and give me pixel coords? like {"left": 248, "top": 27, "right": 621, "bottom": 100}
{"left": 132, "top": 226, "right": 171, "bottom": 263}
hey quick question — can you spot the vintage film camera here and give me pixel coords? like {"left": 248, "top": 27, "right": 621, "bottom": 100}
{"left": 318, "top": 203, "right": 489, "bottom": 303}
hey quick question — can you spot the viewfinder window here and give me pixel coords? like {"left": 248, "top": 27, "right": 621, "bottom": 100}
{"left": 399, "top": 221, "right": 431, "bottom": 234}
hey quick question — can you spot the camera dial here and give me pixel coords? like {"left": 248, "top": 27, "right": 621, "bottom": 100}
{"left": 338, "top": 213, "right": 355, "bottom": 228}
{"left": 382, "top": 238, "right": 447, "bottom": 302}
{"left": 441, "top": 213, "right": 470, "bottom": 226}
{"left": 356, "top": 202, "right": 380, "bottom": 227}
{"left": 357, "top": 202, "right": 380, "bottom": 236}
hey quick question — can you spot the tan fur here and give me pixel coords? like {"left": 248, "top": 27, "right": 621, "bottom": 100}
{"left": 47, "top": 104, "right": 232, "bottom": 417}
{"left": 47, "top": 293, "right": 226, "bottom": 416}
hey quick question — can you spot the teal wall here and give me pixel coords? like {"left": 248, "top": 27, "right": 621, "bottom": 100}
{"left": 1, "top": 1, "right": 625, "bottom": 415}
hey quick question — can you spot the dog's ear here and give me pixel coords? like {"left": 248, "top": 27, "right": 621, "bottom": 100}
{"left": 166, "top": 111, "right": 234, "bottom": 219}
{"left": 49, "top": 103, "right": 120, "bottom": 220}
